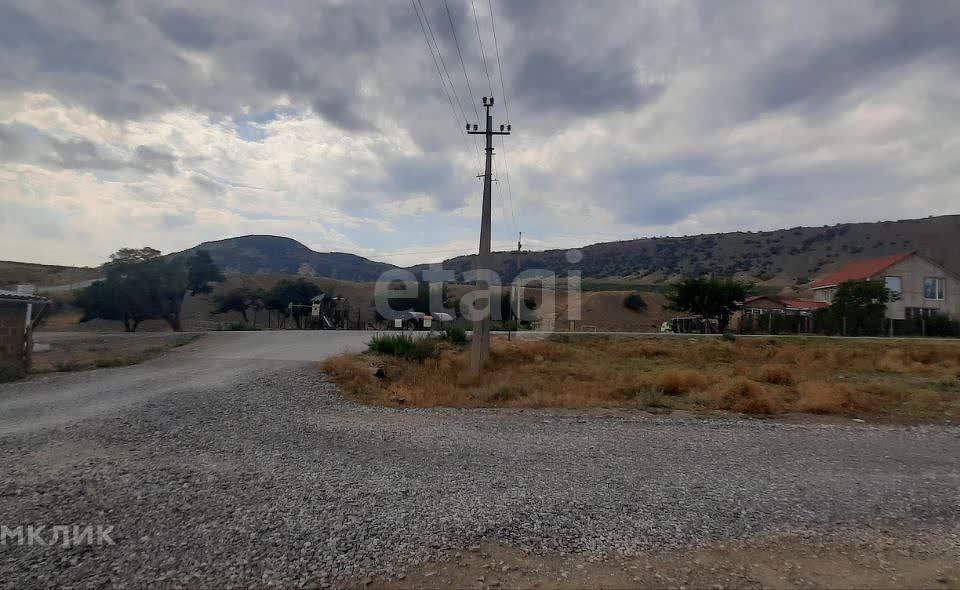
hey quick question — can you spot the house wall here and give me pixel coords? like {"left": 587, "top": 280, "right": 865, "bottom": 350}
{"left": 0, "top": 301, "right": 28, "bottom": 369}
{"left": 882, "top": 256, "right": 960, "bottom": 320}
{"left": 730, "top": 298, "right": 784, "bottom": 330}
{"left": 813, "top": 288, "right": 836, "bottom": 303}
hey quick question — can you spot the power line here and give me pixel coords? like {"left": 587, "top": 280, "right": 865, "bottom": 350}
{"left": 482, "top": 0, "right": 517, "bottom": 238}
{"left": 444, "top": 0, "right": 480, "bottom": 123}
{"left": 470, "top": 0, "right": 494, "bottom": 97}
{"left": 417, "top": 0, "right": 468, "bottom": 125}
{"left": 411, "top": 0, "right": 462, "bottom": 136}
{"left": 487, "top": 0, "right": 510, "bottom": 123}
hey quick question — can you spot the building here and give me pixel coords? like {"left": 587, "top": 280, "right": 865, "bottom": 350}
{"left": 0, "top": 289, "right": 49, "bottom": 373}
{"left": 810, "top": 252, "right": 960, "bottom": 321}
{"left": 733, "top": 295, "right": 829, "bottom": 333}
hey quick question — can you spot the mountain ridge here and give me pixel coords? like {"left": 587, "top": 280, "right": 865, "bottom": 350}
{"left": 4, "top": 215, "right": 959, "bottom": 287}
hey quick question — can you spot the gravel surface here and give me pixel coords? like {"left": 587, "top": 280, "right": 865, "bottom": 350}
{"left": 1, "top": 333, "right": 959, "bottom": 588}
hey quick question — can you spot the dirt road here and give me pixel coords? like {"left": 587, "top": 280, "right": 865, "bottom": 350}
{"left": 1, "top": 331, "right": 958, "bottom": 588}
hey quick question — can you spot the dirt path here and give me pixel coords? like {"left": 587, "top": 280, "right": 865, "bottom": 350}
{"left": 376, "top": 527, "right": 959, "bottom": 589}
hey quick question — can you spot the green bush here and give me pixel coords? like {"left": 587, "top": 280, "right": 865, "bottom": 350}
{"left": 443, "top": 326, "right": 468, "bottom": 344}
{"left": 721, "top": 331, "right": 737, "bottom": 342}
{"left": 623, "top": 292, "right": 647, "bottom": 312}
{"left": 0, "top": 360, "right": 25, "bottom": 383}
{"left": 368, "top": 333, "right": 438, "bottom": 362}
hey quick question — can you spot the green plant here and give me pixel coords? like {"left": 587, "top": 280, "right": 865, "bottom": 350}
{"left": 52, "top": 360, "right": 84, "bottom": 372}
{"left": 721, "top": 331, "right": 736, "bottom": 342}
{"left": 623, "top": 292, "right": 647, "bottom": 312}
{"left": 368, "top": 333, "right": 438, "bottom": 362}
{"left": 0, "top": 360, "right": 25, "bottom": 383}
{"left": 95, "top": 357, "right": 136, "bottom": 368}
{"left": 443, "top": 326, "right": 468, "bottom": 344}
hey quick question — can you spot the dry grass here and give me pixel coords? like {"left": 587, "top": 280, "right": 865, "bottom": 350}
{"left": 322, "top": 335, "right": 960, "bottom": 421}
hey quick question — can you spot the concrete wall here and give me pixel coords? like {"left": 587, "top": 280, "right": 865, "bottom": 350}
{"left": 883, "top": 256, "right": 960, "bottom": 320}
{"left": 0, "top": 301, "right": 28, "bottom": 369}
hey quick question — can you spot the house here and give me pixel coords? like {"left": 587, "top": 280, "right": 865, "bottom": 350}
{"left": 810, "top": 252, "right": 960, "bottom": 320}
{"left": 0, "top": 288, "right": 49, "bottom": 373}
{"left": 733, "top": 295, "right": 828, "bottom": 332}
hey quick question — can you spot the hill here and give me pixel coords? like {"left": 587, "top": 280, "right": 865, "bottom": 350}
{"left": 0, "top": 261, "right": 100, "bottom": 290}
{"left": 172, "top": 235, "right": 396, "bottom": 282}
{"left": 4, "top": 215, "right": 960, "bottom": 289}
{"left": 415, "top": 215, "right": 960, "bottom": 285}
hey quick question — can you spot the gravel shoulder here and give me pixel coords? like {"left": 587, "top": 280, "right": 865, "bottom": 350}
{"left": 1, "top": 332, "right": 958, "bottom": 588}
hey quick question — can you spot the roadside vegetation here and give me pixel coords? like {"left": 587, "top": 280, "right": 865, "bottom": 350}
{"left": 75, "top": 247, "right": 224, "bottom": 332}
{"left": 323, "top": 335, "right": 960, "bottom": 421}
{"left": 29, "top": 334, "right": 200, "bottom": 375}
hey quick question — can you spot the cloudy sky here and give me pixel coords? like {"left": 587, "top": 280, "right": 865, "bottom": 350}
{"left": 1, "top": 0, "right": 958, "bottom": 267}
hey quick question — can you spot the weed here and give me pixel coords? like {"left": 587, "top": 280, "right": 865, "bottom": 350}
{"left": 0, "top": 360, "right": 25, "bottom": 383}
{"left": 94, "top": 357, "right": 137, "bottom": 368}
{"left": 368, "top": 333, "right": 438, "bottom": 361}
{"left": 757, "top": 364, "right": 797, "bottom": 385}
{"left": 52, "top": 360, "right": 84, "bottom": 372}
{"left": 707, "top": 377, "right": 782, "bottom": 414}
{"left": 654, "top": 369, "right": 708, "bottom": 395}
{"left": 443, "top": 326, "right": 468, "bottom": 344}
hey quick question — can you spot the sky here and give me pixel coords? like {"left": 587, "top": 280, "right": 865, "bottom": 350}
{"left": 1, "top": 0, "right": 959, "bottom": 267}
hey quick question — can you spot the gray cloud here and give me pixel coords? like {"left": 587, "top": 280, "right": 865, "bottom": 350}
{"left": 147, "top": 6, "right": 216, "bottom": 49}
{"left": 0, "top": 123, "right": 179, "bottom": 174}
{"left": 512, "top": 49, "right": 663, "bottom": 115}
{"left": 750, "top": 1, "right": 960, "bottom": 114}
{"left": 1, "top": 0, "right": 959, "bottom": 265}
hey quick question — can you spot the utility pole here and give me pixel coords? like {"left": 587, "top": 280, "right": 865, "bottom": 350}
{"left": 467, "top": 96, "right": 511, "bottom": 372}
{"left": 514, "top": 231, "right": 522, "bottom": 324}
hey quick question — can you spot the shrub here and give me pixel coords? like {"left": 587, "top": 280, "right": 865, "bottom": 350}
{"left": 0, "top": 360, "right": 25, "bottom": 383}
{"left": 623, "top": 292, "right": 647, "bottom": 312}
{"left": 94, "top": 357, "right": 135, "bottom": 368}
{"left": 721, "top": 331, "right": 736, "bottom": 342}
{"left": 654, "top": 369, "right": 708, "bottom": 395}
{"left": 52, "top": 360, "right": 84, "bottom": 372}
{"left": 757, "top": 363, "right": 796, "bottom": 385}
{"left": 368, "top": 333, "right": 437, "bottom": 362}
{"left": 707, "top": 377, "right": 782, "bottom": 414}
{"left": 795, "top": 381, "right": 864, "bottom": 415}
{"left": 443, "top": 326, "right": 468, "bottom": 344}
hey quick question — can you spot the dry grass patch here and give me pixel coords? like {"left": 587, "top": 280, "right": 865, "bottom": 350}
{"left": 321, "top": 335, "right": 960, "bottom": 421}
{"left": 653, "top": 369, "right": 709, "bottom": 395}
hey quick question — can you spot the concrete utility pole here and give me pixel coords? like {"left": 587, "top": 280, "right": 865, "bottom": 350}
{"left": 467, "top": 96, "right": 511, "bottom": 372}
{"left": 514, "top": 231, "right": 522, "bottom": 324}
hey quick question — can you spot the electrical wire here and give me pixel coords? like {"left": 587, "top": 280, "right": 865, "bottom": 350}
{"left": 411, "top": 0, "right": 463, "bottom": 138}
{"left": 470, "top": 0, "right": 495, "bottom": 97}
{"left": 417, "top": 0, "right": 468, "bottom": 125}
{"left": 487, "top": 0, "right": 510, "bottom": 123}
{"left": 444, "top": 0, "right": 480, "bottom": 122}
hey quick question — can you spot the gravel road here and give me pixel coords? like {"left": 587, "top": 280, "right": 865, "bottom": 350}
{"left": 1, "top": 331, "right": 958, "bottom": 588}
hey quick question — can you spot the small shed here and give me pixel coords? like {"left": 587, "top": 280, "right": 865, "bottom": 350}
{"left": 0, "top": 289, "right": 49, "bottom": 372}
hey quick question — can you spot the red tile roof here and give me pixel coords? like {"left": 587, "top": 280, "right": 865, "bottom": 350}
{"left": 810, "top": 252, "right": 914, "bottom": 288}
{"left": 781, "top": 299, "right": 830, "bottom": 310}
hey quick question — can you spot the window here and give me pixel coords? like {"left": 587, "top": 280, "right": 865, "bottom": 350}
{"left": 923, "top": 277, "right": 945, "bottom": 300}
{"left": 906, "top": 307, "right": 940, "bottom": 319}
{"left": 884, "top": 276, "right": 902, "bottom": 295}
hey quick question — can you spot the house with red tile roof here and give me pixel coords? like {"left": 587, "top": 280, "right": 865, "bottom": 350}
{"left": 810, "top": 252, "right": 960, "bottom": 321}
{"left": 732, "top": 295, "right": 829, "bottom": 333}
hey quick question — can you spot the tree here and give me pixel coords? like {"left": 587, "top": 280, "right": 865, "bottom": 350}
{"left": 665, "top": 277, "right": 752, "bottom": 333}
{"left": 186, "top": 250, "right": 225, "bottom": 295}
{"left": 267, "top": 279, "right": 322, "bottom": 328}
{"left": 75, "top": 247, "right": 220, "bottom": 332}
{"left": 215, "top": 287, "right": 267, "bottom": 325}
{"left": 824, "top": 280, "right": 891, "bottom": 336}
{"left": 107, "top": 247, "right": 161, "bottom": 266}
{"left": 623, "top": 292, "right": 647, "bottom": 312}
